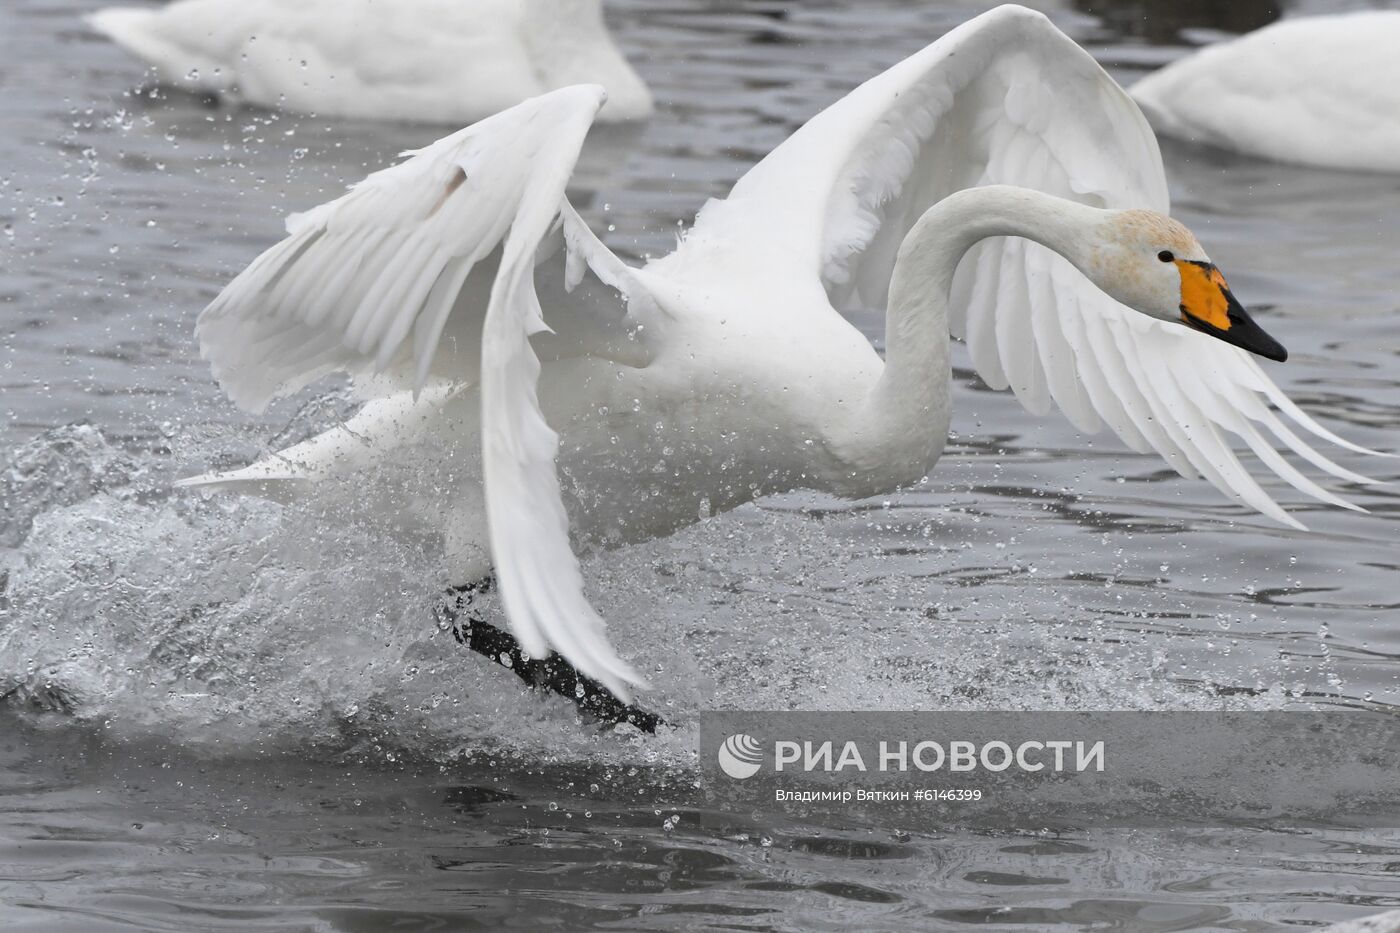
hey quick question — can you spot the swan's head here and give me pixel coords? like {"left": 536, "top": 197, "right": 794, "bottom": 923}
{"left": 1087, "top": 209, "right": 1287, "bottom": 362}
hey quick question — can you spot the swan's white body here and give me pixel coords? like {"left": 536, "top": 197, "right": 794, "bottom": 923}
{"left": 182, "top": 6, "right": 1384, "bottom": 699}
{"left": 1131, "top": 12, "right": 1400, "bottom": 173}
{"left": 87, "top": 0, "right": 652, "bottom": 124}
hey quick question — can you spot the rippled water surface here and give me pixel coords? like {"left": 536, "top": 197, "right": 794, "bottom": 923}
{"left": 3, "top": 0, "right": 1400, "bottom": 929}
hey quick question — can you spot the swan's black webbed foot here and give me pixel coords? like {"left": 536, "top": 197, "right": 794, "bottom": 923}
{"left": 437, "top": 577, "right": 664, "bottom": 734}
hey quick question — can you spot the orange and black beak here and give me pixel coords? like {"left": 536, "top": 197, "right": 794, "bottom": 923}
{"left": 1176, "top": 260, "right": 1287, "bottom": 362}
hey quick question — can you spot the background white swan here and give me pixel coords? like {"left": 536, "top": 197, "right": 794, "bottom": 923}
{"left": 180, "top": 5, "right": 1384, "bottom": 702}
{"left": 1130, "top": 11, "right": 1400, "bottom": 173}
{"left": 87, "top": 0, "right": 653, "bottom": 124}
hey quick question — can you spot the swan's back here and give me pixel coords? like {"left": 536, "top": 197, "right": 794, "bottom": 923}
{"left": 1130, "top": 12, "right": 1400, "bottom": 172}
{"left": 88, "top": 0, "right": 652, "bottom": 124}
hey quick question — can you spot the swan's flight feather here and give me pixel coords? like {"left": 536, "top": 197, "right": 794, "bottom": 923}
{"left": 669, "top": 5, "right": 1379, "bottom": 526}
{"left": 197, "top": 85, "right": 651, "bottom": 698}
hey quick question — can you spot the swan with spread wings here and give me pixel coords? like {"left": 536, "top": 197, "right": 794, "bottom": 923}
{"left": 182, "top": 5, "right": 1384, "bottom": 707}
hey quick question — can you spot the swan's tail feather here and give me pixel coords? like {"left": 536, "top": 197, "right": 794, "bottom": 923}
{"left": 177, "top": 386, "right": 467, "bottom": 503}
{"left": 175, "top": 462, "right": 314, "bottom": 502}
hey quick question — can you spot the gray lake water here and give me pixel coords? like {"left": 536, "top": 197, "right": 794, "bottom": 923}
{"left": 3, "top": 0, "right": 1400, "bottom": 929}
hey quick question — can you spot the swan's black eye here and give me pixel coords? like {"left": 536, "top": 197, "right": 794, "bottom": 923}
{"left": 1157, "top": 250, "right": 1175, "bottom": 263}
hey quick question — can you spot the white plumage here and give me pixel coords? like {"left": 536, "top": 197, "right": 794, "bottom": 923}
{"left": 1131, "top": 11, "right": 1400, "bottom": 173}
{"left": 181, "top": 6, "right": 1385, "bottom": 701}
{"left": 87, "top": 0, "right": 653, "bottom": 124}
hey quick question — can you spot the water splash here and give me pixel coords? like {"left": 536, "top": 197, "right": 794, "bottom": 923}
{"left": 1, "top": 424, "right": 142, "bottom": 548}
{"left": 0, "top": 421, "right": 1296, "bottom": 768}
{"left": 0, "top": 424, "right": 695, "bottom": 766}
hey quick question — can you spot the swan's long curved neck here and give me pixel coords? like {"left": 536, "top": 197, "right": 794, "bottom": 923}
{"left": 836, "top": 185, "right": 1102, "bottom": 476}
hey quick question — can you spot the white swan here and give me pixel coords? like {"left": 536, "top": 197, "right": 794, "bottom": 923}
{"left": 87, "top": 0, "right": 652, "bottom": 124}
{"left": 180, "top": 5, "right": 1384, "bottom": 702}
{"left": 1131, "top": 11, "right": 1400, "bottom": 173}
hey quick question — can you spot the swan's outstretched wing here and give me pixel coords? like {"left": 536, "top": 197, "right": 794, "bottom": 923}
{"left": 670, "top": 4, "right": 1382, "bottom": 527}
{"left": 196, "top": 85, "right": 652, "bottom": 699}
